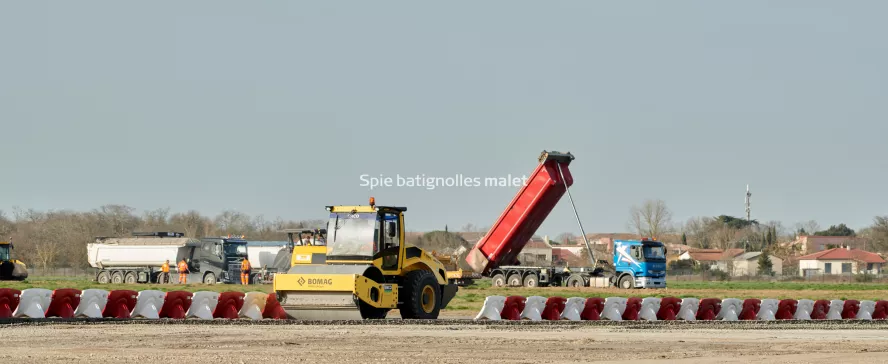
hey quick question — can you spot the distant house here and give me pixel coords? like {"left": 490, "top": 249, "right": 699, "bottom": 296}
{"left": 714, "top": 252, "right": 783, "bottom": 276}
{"left": 797, "top": 247, "right": 886, "bottom": 276}
{"left": 786, "top": 235, "right": 869, "bottom": 254}
{"left": 520, "top": 237, "right": 553, "bottom": 266}
{"left": 679, "top": 248, "right": 745, "bottom": 267}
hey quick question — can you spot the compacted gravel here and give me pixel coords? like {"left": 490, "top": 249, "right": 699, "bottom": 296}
{"left": 2, "top": 320, "right": 888, "bottom": 363}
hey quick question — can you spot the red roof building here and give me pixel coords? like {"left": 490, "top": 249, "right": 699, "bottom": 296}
{"left": 797, "top": 247, "right": 885, "bottom": 276}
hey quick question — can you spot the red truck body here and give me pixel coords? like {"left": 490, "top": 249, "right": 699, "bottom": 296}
{"left": 465, "top": 151, "right": 575, "bottom": 274}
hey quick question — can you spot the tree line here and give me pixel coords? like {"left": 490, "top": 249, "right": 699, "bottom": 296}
{"left": 0, "top": 205, "right": 325, "bottom": 270}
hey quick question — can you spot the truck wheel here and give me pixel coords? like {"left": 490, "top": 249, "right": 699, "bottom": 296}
{"left": 399, "top": 270, "right": 441, "bottom": 319}
{"left": 111, "top": 271, "right": 124, "bottom": 284}
{"left": 203, "top": 272, "right": 216, "bottom": 284}
{"left": 97, "top": 271, "right": 110, "bottom": 284}
{"left": 157, "top": 272, "right": 170, "bottom": 284}
{"left": 523, "top": 274, "right": 538, "bottom": 287}
{"left": 491, "top": 274, "right": 506, "bottom": 287}
{"left": 124, "top": 272, "right": 137, "bottom": 284}
{"left": 507, "top": 274, "right": 522, "bottom": 287}
{"left": 566, "top": 275, "right": 584, "bottom": 287}
{"left": 618, "top": 275, "right": 634, "bottom": 289}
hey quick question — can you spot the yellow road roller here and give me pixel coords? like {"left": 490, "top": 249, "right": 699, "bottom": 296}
{"left": 273, "top": 198, "right": 458, "bottom": 319}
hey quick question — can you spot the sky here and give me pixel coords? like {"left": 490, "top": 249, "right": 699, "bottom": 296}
{"left": 1, "top": 1, "right": 886, "bottom": 236}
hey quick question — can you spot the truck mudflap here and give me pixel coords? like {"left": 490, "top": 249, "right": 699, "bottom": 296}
{"left": 466, "top": 150, "right": 575, "bottom": 274}
{"left": 635, "top": 276, "right": 666, "bottom": 289}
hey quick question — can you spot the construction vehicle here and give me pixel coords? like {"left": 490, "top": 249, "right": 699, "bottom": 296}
{"left": 247, "top": 229, "right": 327, "bottom": 284}
{"left": 0, "top": 240, "right": 28, "bottom": 281}
{"left": 432, "top": 248, "right": 482, "bottom": 287}
{"left": 466, "top": 150, "right": 667, "bottom": 289}
{"left": 88, "top": 232, "right": 248, "bottom": 284}
{"left": 273, "top": 198, "right": 458, "bottom": 320}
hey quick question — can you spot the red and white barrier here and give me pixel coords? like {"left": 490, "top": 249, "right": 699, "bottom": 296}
{"left": 717, "top": 298, "right": 741, "bottom": 321}
{"left": 639, "top": 297, "right": 661, "bottom": 321}
{"left": 239, "top": 292, "right": 268, "bottom": 320}
{"left": 677, "top": 298, "right": 698, "bottom": 321}
{"left": 13, "top": 288, "right": 52, "bottom": 318}
{"left": 0, "top": 288, "right": 20, "bottom": 319}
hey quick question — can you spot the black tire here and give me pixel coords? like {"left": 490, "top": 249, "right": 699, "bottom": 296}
{"left": 157, "top": 272, "right": 170, "bottom": 284}
{"left": 203, "top": 272, "right": 216, "bottom": 284}
{"left": 97, "top": 271, "right": 111, "bottom": 284}
{"left": 507, "top": 274, "right": 522, "bottom": 287}
{"left": 523, "top": 274, "right": 538, "bottom": 287}
{"left": 566, "top": 275, "right": 584, "bottom": 287}
{"left": 359, "top": 301, "right": 390, "bottom": 319}
{"left": 398, "top": 270, "right": 441, "bottom": 319}
{"left": 491, "top": 273, "right": 506, "bottom": 287}
{"left": 111, "top": 271, "right": 124, "bottom": 284}
{"left": 124, "top": 272, "right": 137, "bottom": 284}
{"left": 619, "top": 275, "right": 634, "bottom": 289}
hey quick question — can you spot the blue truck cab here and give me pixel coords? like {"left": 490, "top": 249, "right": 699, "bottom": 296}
{"left": 612, "top": 238, "right": 667, "bottom": 289}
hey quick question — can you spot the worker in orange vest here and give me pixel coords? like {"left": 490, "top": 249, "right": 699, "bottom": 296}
{"left": 177, "top": 259, "right": 189, "bottom": 284}
{"left": 240, "top": 257, "right": 251, "bottom": 285}
{"left": 161, "top": 260, "right": 171, "bottom": 284}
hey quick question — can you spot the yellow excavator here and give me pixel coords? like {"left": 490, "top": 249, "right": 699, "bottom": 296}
{"left": 273, "top": 198, "right": 458, "bottom": 320}
{"left": 0, "top": 240, "right": 28, "bottom": 281}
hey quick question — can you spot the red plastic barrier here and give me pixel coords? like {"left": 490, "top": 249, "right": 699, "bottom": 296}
{"left": 776, "top": 299, "right": 797, "bottom": 320}
{"left": 874, "top": 301, "right": 888, "bottom": 320}
{"left": 541, "top": 296, "right": 567, "bottom": 321}
{"left": 842, "top": 300, "right": 860, "bottom": 320}
{"left": 657, "top": 297, "right": 681, "bottom": 320}
{"left": 739, "top": 299, "right": 761, "bottom": 320}
{"left": 45, "top": 288, "right": 81, "bottom": 318}
{"left": 0, "top": 288, "right": 21, "bottom": 319}
{"left": 622, "top": 297, "right": 642, "bottom": 321}
{"left": 103, "top": 290, "right": 138, "bottom": 319}
{"left": 213, "top": 291, "right": 246, "bottom": 319}
{"left": 696, "top": 298, "right": 721, "bottom": 320}
{"left": 811, "top": 300, "right": 830, "bottom": 320}
{"left": 580, "top": 297, "right": 604, "bottom": 320}
{"left": 502, "top": 296, "right": 526, "bottom": 321}
{"left": 262, "top": 294, "right": 288, "bottom": 320}
{"left": 159, "top": 291, "right": 193, "bottom": 319}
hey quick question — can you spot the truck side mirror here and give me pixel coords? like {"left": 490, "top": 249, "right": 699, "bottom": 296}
{"left": 387, "top": 221, "right": 396, "bottom": 238}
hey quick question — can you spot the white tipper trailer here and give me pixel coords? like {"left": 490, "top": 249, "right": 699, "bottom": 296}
{"left": 87, "top": 232, "right": 249, "bottom": 284}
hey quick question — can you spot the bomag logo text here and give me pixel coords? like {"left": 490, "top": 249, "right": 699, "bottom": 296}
{"left": 308, "top": 278, "right": 332, "bottom": 285}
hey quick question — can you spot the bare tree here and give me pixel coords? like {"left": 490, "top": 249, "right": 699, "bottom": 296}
{"left": 794, "top": 220, "right": 821, "bottom": 236}
{"left": 555, "top": 232, "right": 576, "bottom": 245}
{"left": 627, "top": 199, "right": 673, "bottom": 239}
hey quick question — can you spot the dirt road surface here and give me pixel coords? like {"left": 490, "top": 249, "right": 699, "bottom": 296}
{"left": 2, "top": 323, "right": 888, "bottom": 363}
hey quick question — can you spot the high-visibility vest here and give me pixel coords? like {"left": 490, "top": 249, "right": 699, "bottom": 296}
{"left": 161, "top": 263, "right": 170, "bottom": 273}
{"left": 241, "top": 259, "right": 251, "bottom": 271}
{"left": 178, "top": 261, "right": 188, "bottom": 271}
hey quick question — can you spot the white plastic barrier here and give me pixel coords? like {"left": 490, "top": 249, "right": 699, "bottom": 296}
{"left": 677, "top": 298, "right": 699, "bottom": 321}
{"left": 794, "top": 299, "right": 814, "bottom": 320}
{"left": 757, "top": 299, "right": 779, "bottom": 321}
{"left": 601, "top": 297, "right": 627, "bottom": 321}
{"left": 474, "top": 295, "right": 506, "bottom": 321}
{"left": 520, "top": 296, "right": 546, "bottom": 321}
{"left": 857, "top": 300, "right": 876, "bottom": 320}
{"left": 827, "top": 300, "right": 844, "bottom": 320}
{"left": 239, "top": 292, "right": 269, "bottom": 320}
{"left": 718, "top": 298, "right": 742, "bottom": 321}
{"left": 186, "top": 291, "right": 220, "bottom": 320}
{"left": 74, "top": 289, "right": 109, "bottom": 318}
{"left": 560, "top": 297, "right": 586, "bottom": 321}
{"left": 130, "top": 290, "right": 166, "bottom": 319}
{"left": 12, "top": 288, "right": 53, "bottom": 318}
{"left": 639, "top": 297, "right": 661, "bottom": 321}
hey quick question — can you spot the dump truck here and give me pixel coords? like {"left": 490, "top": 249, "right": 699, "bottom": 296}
{"left": 432, "top": 248, "right": 482, "bottom": 286}
{"left": 273, "top": 198, "right": 458, "bottom": 320}
{"left": 88, "top": 232, "right": 249, "bottom": 284}
{"left": 466, "top": 150, "right": 667, "bottom": 289}
{"left": 0, "top": 240, "right": 28, "bottom": 281}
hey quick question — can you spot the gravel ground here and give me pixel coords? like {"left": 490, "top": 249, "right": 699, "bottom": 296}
{"left": 2, "top": 321, "right": 888, "bottom": 363}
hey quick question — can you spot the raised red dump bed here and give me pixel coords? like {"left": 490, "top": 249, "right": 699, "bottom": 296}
{"left": 466, "top": 150, "right": 575, "bottom": 274}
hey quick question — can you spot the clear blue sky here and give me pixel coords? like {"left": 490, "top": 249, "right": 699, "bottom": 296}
{"left": 1, "top": 1, "right": 886, "bottom": 235}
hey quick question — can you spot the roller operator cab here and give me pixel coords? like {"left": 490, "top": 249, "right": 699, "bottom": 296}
{"left": 273, "top": 198, "right": 458, "bottom": 320}
{"left": 0, "top": 241, "right": 28, "bottom": 281}
{"left": 612, "top": 239, "right": 667, "bottom": 289}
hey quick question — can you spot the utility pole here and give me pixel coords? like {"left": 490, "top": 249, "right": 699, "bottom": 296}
{"left": 745, "top": 184, "right": 751, "bottom": 222}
